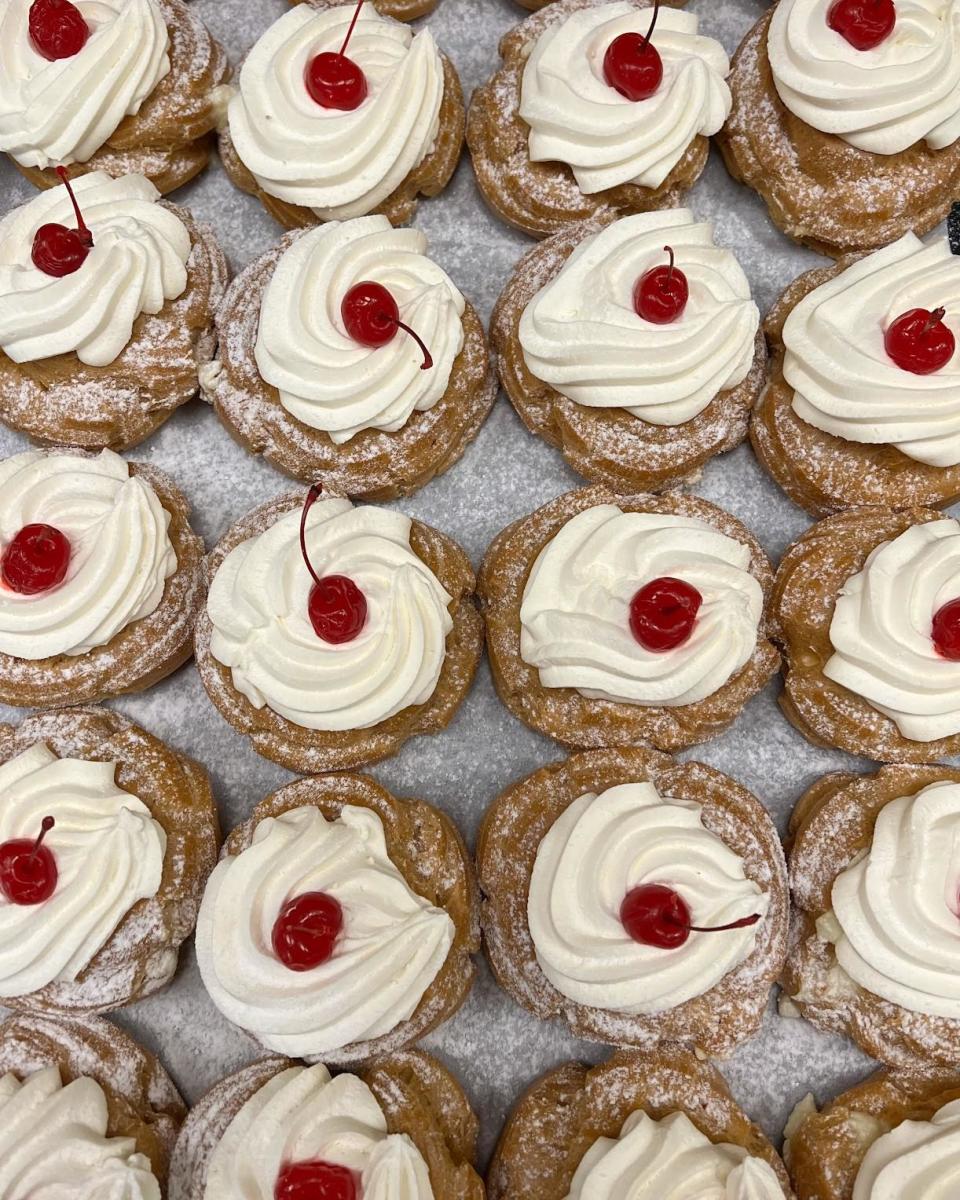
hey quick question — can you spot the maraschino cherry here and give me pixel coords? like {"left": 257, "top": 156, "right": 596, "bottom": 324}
{"left": 28, "top": 0, "right": 89, "bottom": 61}
{"left": 933, "top": 598, "right": 960, "bottom": 661}
{"left": 620, "top": 883, "right": 761, "bottom": 950}
{"left": 299, "top": 484, "right": 368, "bottom": 644}
{"left": 884, "top": 307, "right": 956, "bottom": 375}
{"left": 306, "top": 0, "right": 368, "bottom": 111}
{"left": 341, "top": 281, "right": 434, "bottom": 370}
{"left": 32, "top": 166, "right": 94, "bottom": 278}
{"left": 629, "top": 577, "right": 701, "bottom": 652}
{"left": 827, "top": 0, "right": 895, "bottom": 52}
{"left": 603, "top": 0, "right": 663, "bottom": 102}
{"left": 0, "top": 816, "right": 57, "bottom": 906}
{"left": 272, "top": 891, "right": 344, "bottom": 971}
{"left": 633, "top": 245, "right": 689, "bottom": 324}
{"left": 275, "top": 1160, "right": 357, "bottom": 1200}
{"left": 1, "top": 523, "right": 71, "bottom": 594}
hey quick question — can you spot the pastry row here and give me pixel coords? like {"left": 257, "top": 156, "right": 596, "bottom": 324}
{"left": 5, "top": 0, "right": 958, "bottom": 258}
{"left": 4, "top": 1006, "right": 960, "bottom": 1200}
{"left": 3, "top": 171, "right": 960, "bottom": 512}
{"left": 2, "top": 705, "right": 960, "bottom": 1075}
{"left": 1, "top": 450, "right": 958, "bottom": 764}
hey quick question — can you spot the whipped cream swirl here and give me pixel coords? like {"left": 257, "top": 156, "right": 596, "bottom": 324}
{"left": 228, "top": 3, "right": 444, "bottom": 221}
{"left": 0, "top": 1067, "right": 159, "bottom": 1199}
{"left": 0, "top": 0, "right": 170, "bottom": 169}
{"left": 784, "top": 233, "right": 960, "bottom": 467}
{"left": 0, "top": 449, "right": 177, "bottom": 661}
{"left": 520, "top": 505, "right": 763, "bottom": 706}
{"left": 853, "top": 1099, "right": 960, "bottom": 1199}
{"left": 255, "top": 217, "right": 465, "bottom": 443}
{"left": 0, "top": 172, "right": 190, "bottom": 367}
{"left": 519, "top": 210, "right": 758, "bottom": 423}
{"left": 528, "top": 781, "right": 767, "bottom": 1014}
{"left": 205, "top": 1063, "right": 435, "bottom": 1200}
{"left": 207, "top": 496, "right": 453, "bottom": 731}
{"left": 519, "top": 2, "right": 731, "bottom": 193}
{"left": 824, "top": 519, "right": 960, "bottom": 741}
{"left": 0, "top": 743, "right": 165, "bottom": 998}
{"left": 768, "top": 0, "right": 960, "bottom": 155}
{"left": 818, "top": 781, "right": 960, "bottom": 1018}
{"left": 195, "top": 804, "right": 454, "bottom": 1057}
{"left": 566, "top": 1109, "right": 786, "bottom": 1200}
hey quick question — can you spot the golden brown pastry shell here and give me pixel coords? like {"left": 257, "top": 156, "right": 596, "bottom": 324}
{"left": 0, "top": 452, "right": 205, "bottom": 710}
{"left": 786, "top": 1067, "right": 960, "bottom": 1200}
{"left": 0, "top": 205, "right": 228, "bottom": 452}
{"left": 0, "top": 1011, "right": 185, "bottom": 1187}
{"left": 477, "top": 747, "right": 789, "bottom": 1055}
{"left": 489, "top": 1048, "right": 794, "bottom": 1200}
{"left": 209, "top": 774, "right": 479, "bottom": 1064}
{"left": 493, "top": 214, "right": 766, "bottom": 491}
{"left": 479, "top": 485, "right": 780, "bottom": 752}
{"left": 194, "top": 490, "right": 483, "bottom": 772}
{"left": 0, "top": 706, "right": 219, "bottom": 1015}
{"left": 291, "top": 0, "right": 441, "bottom": 20}
{"left": 13, "top": 0, "right": 229, "bottom": 197}
{"left": 170, "top": 1050, "right": 483, "bottom": 1200}
{"left": 717, "top": 8, "right": 960, "bottom": 257}
{"left": 771, "top": 506, "right": 960, "bottom": 762}
{"left": 218, "top": 55, "right": 464, "bottom": 230}
{"left": 205, "top": 230, "right": 496, "bottom": 498}
{"left": 466, "top": 0, "right": 709, "bottom": 239}
{"left": 752, "top": 258, "right": 960, "bottom": 517}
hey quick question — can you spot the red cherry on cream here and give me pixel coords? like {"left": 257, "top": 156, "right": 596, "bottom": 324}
{"left": 620, "top": 882, "right": 761, "bottom": 950}
{"left": 341, "top": 281, "right": 434, "bottom": 370}
{"left": 28, "top": 0, "right": 89, "bottom": 61}
{"left": 305, "top": 0, "right": 368, "bottom": 111}
{"left": 1, "top": 523, "right": 71, "bottom": 595}
{"left": 0, "top": 816, "right": 57, "bottom": 906}
{"left": 603, "top": 0, "right": 663, "bottom": 102}
{"left": 827, "top": 0, "right": 896, "bottom": 51}
{"left": 298, "top": 484, "right": 368, "bottom": 644}
{"left": 272, "top": 891, "right": 344, "bottom": 971}
{"left": 275, "top": 1160, "right": 357, "bottom": 1200}
{"left": 633, "top": 245, "right": 689, "bottom": 324}
{"left": 933, "top": 598, "right": 960, "bottom": 661}
{"left": 32, "top": 166, "right": 94, "bottom": 278}
{"left": 629, "top": 576, "right": 701, "bottom": 652}
{"left": 884, "top": 307, "right": 956, "bottom": 375}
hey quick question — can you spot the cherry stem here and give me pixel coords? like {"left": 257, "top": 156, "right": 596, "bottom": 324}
{"left": 393, "top": 318, "right": 433, "bottom": 371}
{"left": 299, "top": 484, "right": 324, "bottom": 590}
{"left": 922, "top": 306, "right": 947, "bottom": 337}
{"left": 55, "top": 167, "right": 93, "bottom": 248}
{"left": 670, "top": 911, "right": 762, "bottom": 934}
{"left": 29, "top": 816, "right": 55, "bottom": 862}
{"left": 338, "top": 0, "right": 364, "bottom": 57}
{"left": 642, "top": 0, "right": 660, "bottom": 48}
{"left": 664, "top": 245, "right": 675, "bottom": 283}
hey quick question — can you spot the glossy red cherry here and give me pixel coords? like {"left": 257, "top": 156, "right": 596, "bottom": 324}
{"left": 884, "top": 307, "right": 955, "bottom": 375}
{"left": 341, "top": 281, "right": 433, "bottom": 369}
{"left": 620, "top": 882, "right": 761, "bottom": 950}
{"left": 1, "top": 523, "right": 71, "bottom": 595}
{"left": 932, "top": 598, "right": 960, "bottom": 661}
{"left": 633, "top": 245, "right": 689, "bottom": 324}
{"left": 827, "top": 0, "right": 895, "bottom": 51}
{"left": 629, "top": 576, "right": 701, "bottom": 652}
{"left": 28, "top": 0, "right": 89, "bottom": 61}
{"left": 31, "top": 166, "right": 94, "bottom": 278}
{"left": 275, "top": 1161, "right": 357, "bottom": 1200}
{"left": 603, "top": 0, "right": 662, "bottom": 102}
{"left": 298, "top": 484, "right": 368, "bottom": 644}
{"left": 305, "top": 0, "right": 368, "bottom": 111}
{"left": 272, "top": 891, "right": 344, "bottom": 971}
{"left": 0, "top": 817, "right": 57, "bottom": 906}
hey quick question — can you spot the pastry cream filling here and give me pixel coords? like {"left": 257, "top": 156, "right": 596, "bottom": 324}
{"left": 205, "top": 1063, "right": 435, "bottom": 1200}
{"left": 519, "top": 505, "right": 763, "bottom": 707}
{"left": 853, "top": 1099, "right": 960, "bottom": 1199}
